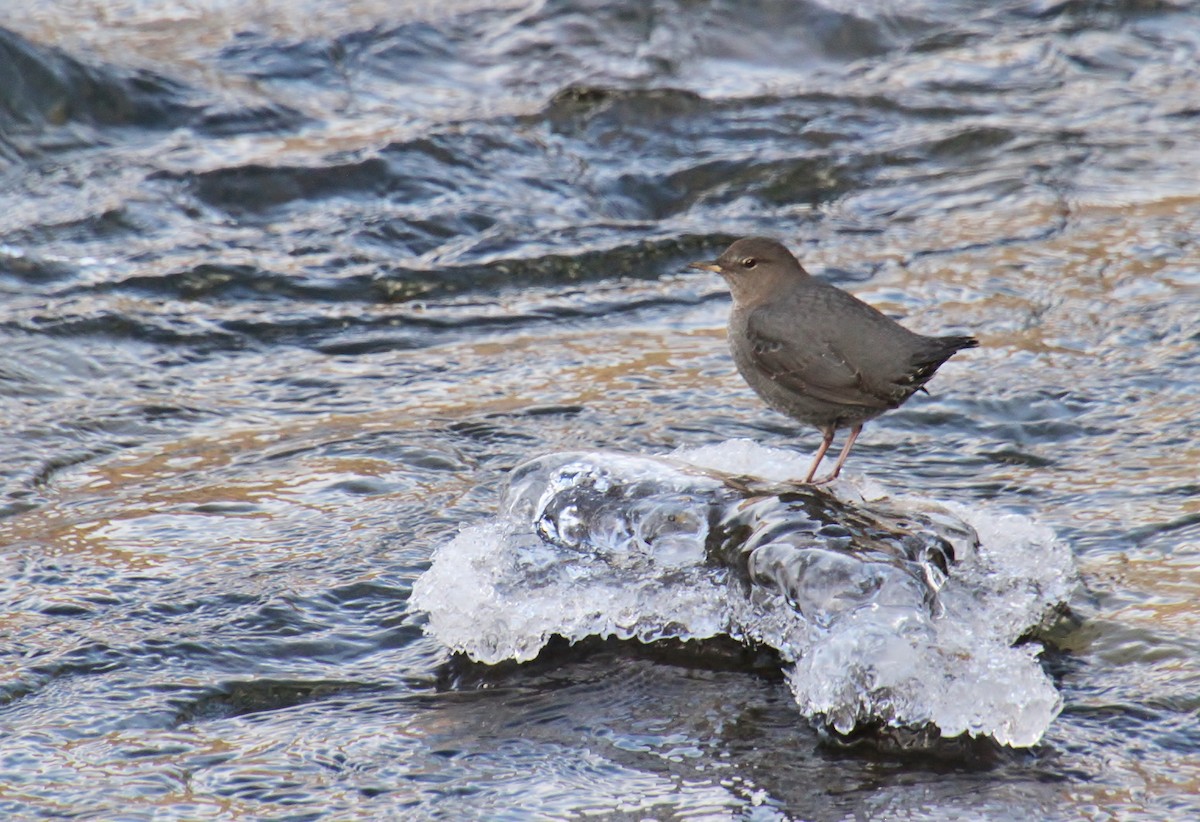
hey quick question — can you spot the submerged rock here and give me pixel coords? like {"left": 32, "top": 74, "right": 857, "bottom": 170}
{"left": 409, "top": 440, "right": 1076, "bottom": 748}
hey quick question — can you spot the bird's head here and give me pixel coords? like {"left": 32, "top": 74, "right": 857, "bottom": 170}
{"left": 689, "top": 236, "right": 808, "bottom": 302}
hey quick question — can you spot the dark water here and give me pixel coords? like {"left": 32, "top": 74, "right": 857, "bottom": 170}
{"left": 1, "top": 0, "right": 1197, "bottom": 818}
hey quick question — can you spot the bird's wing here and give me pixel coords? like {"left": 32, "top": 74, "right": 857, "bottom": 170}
{"left": 743, "top": 306, "right": 901, "bottom": 410}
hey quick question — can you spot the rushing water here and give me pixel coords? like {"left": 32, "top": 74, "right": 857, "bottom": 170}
{"left": 2, "top": 1, "right": 1198, "bottom": 819}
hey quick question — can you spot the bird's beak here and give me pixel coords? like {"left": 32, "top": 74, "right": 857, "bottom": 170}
{"left": 688, "top": 261, "right": 722, "bottom": 274}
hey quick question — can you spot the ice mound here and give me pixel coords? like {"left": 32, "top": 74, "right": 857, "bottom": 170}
{"left": 409, "top": 440, "right": 1076, "bottom": 747}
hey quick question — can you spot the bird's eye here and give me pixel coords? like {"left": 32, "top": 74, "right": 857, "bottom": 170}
{"left": 741, "top": 257, "right": 757, "bottom": 269}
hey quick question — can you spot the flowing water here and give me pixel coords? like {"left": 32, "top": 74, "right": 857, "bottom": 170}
{"left": 1, "top": 1, "right": 1198, "bottom": 818}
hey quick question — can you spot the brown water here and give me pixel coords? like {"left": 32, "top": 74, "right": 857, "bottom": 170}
{"left": 1, "top": 1, "right": 1198, "bottom": 818}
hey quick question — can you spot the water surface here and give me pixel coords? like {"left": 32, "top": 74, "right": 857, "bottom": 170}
{"left": 2, "top": 1, "right": 1198, "bottom": 818}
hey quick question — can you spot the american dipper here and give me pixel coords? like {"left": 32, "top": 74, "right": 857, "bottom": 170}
{"left": 690, "top": 237, "right": 978, "bottom": 484}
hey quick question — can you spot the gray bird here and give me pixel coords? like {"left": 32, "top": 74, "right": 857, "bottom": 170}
{"left": 690, "top": 236, "right": 978, "bottom": 484}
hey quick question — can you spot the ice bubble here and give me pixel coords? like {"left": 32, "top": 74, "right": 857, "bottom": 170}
{"left": 408, "top": 442, "right": 1077, "bottom": 747}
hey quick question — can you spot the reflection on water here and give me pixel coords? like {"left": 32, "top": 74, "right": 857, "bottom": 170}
{"left": 1, "top": 0, "right": 1199, "bottom": 818}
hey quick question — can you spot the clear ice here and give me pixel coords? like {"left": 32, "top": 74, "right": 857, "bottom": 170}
{"left": 409, "top": 440, "right": 1077, "bottom": 748}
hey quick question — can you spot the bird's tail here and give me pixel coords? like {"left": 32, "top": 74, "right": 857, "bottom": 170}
{"left": 940, "top": 334, "right": 979, "bottom": 352}
{"left": 908, "top": 334, "right": 979, "bottom": 392}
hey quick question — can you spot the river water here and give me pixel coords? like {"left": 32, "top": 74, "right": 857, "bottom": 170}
{"left": 2, "top": 1, "right": 1198, "bottom": 819}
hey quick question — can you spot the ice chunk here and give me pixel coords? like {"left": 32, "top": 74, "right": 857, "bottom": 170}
{"left": 503, "top": 451, "right": 732, "bottom": 569}
{"left": 408, "top": 441, "right": 1077, "bottom": 747}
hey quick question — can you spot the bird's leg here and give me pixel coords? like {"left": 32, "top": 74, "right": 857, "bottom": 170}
{"left": 803, "top": 427, "right": 836, "bottom": 483}
{"left": 814, "top": 423, "right": 862, "bottom": 484}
